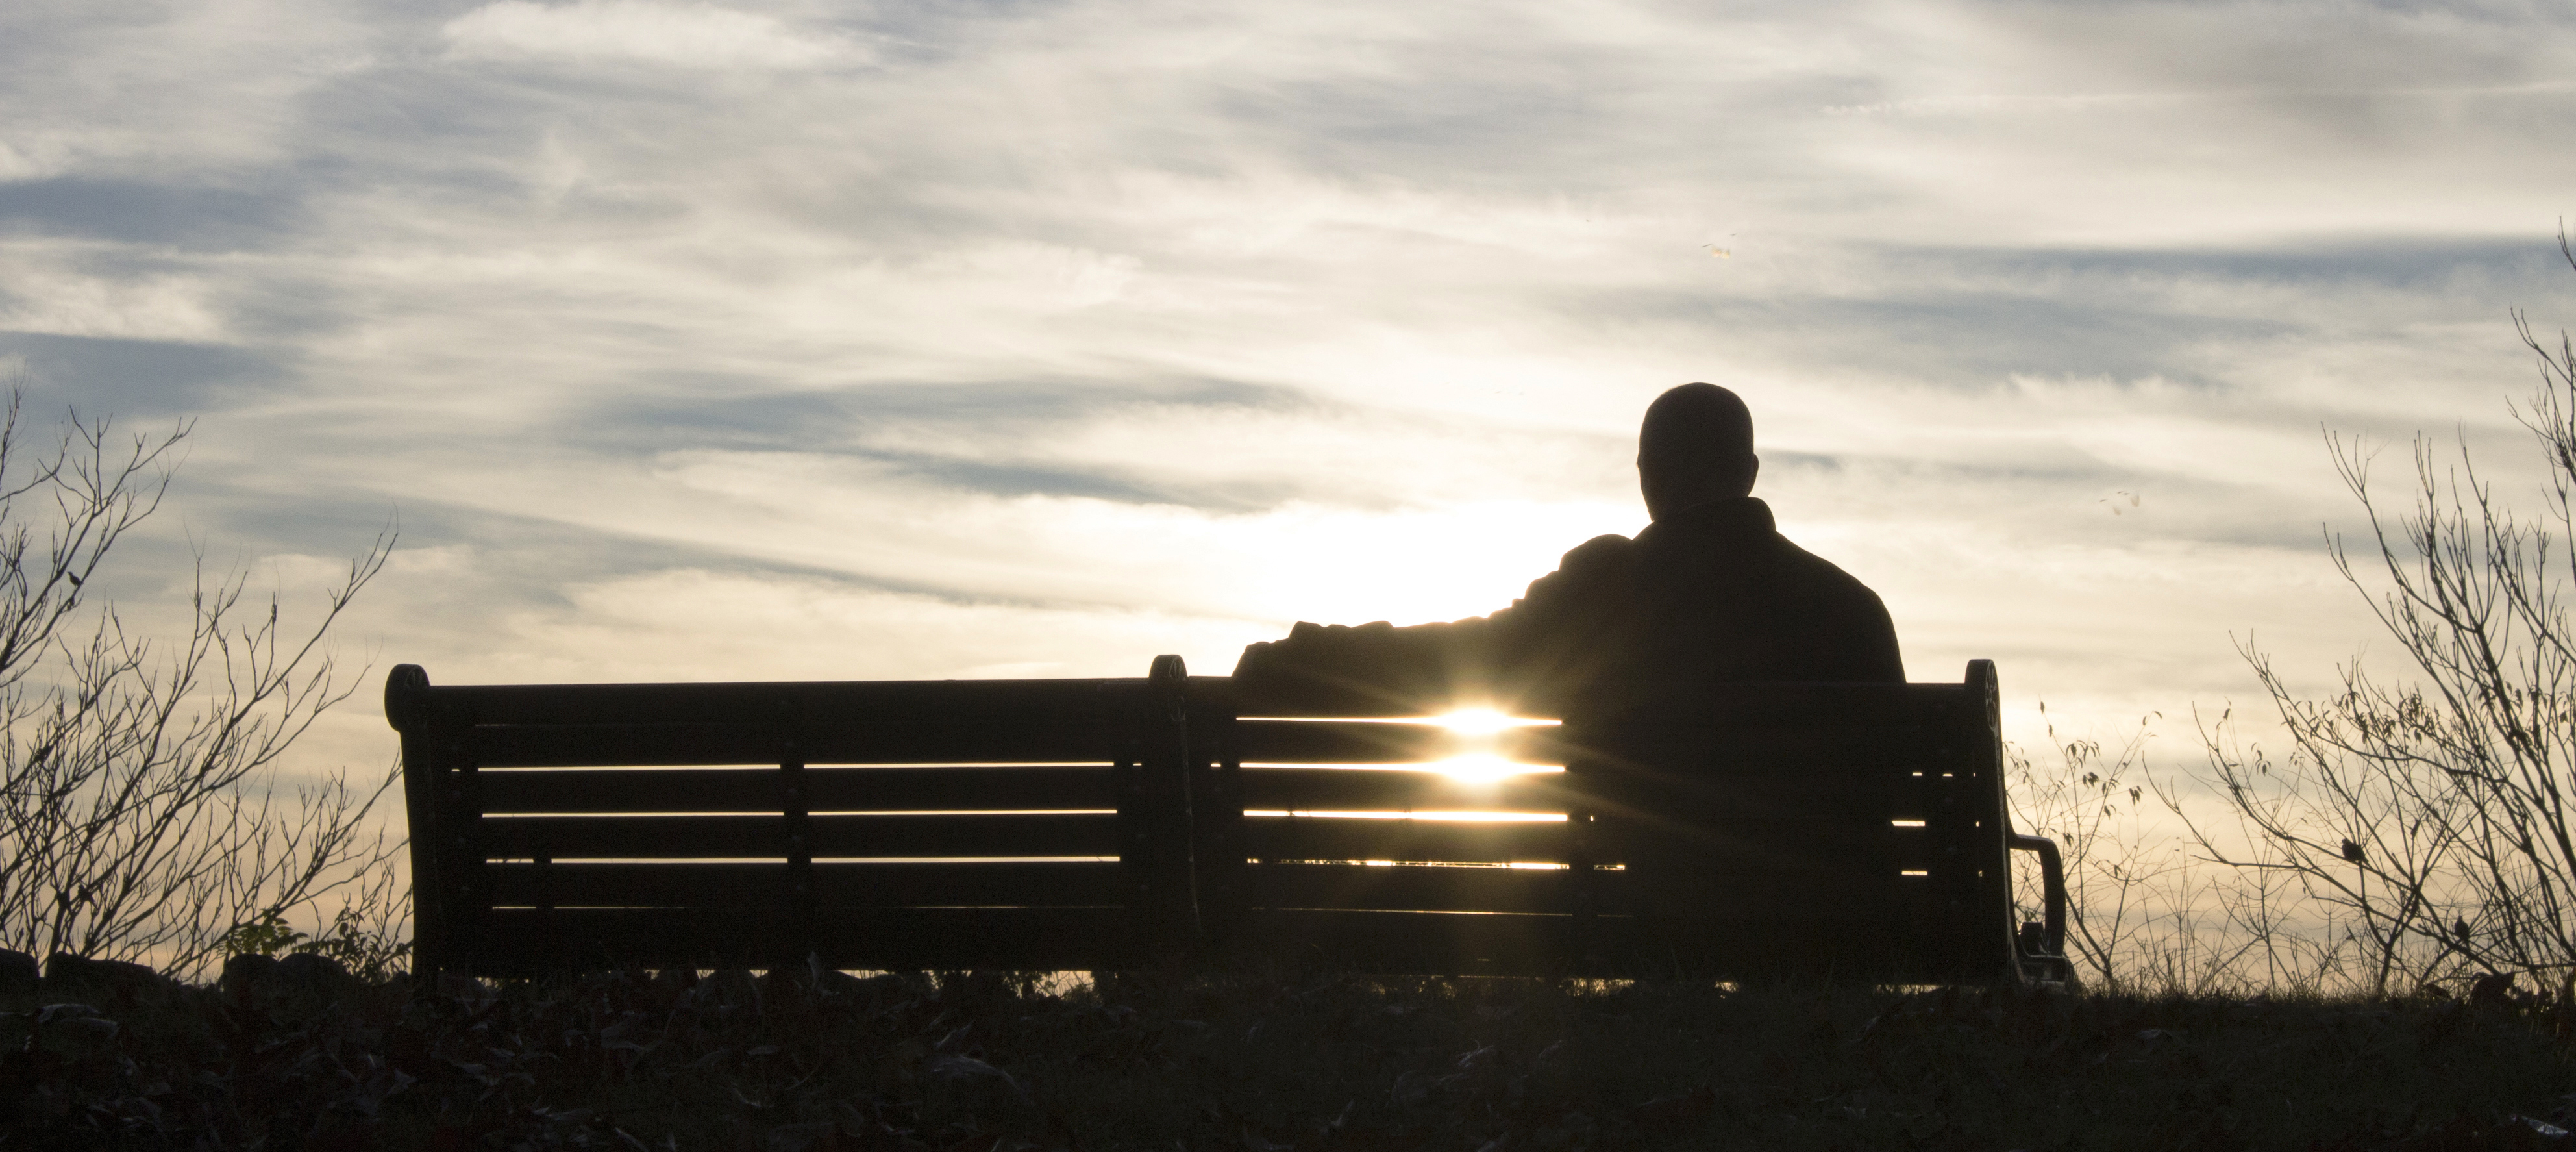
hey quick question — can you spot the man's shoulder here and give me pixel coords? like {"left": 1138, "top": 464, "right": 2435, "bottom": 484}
{"left": 1521, "top": 533, "right": 1639, "bottom": 599}
{"left": 1561, "top": 532, "right": 1639, "bottom": 571}
{"left": 1769, "top": 534, "right": 1888, "bottom": 604}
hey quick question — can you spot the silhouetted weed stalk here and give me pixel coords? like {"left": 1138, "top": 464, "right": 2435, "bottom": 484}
{"left": 2007, "top": 712, "right": 2409, "bottom": 997}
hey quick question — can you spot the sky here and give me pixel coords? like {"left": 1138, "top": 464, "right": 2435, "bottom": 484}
{"left": 5, "top": 0, "right": 2576, "bottom": 781}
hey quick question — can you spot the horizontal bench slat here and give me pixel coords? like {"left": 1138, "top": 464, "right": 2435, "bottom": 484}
{"left": 1239, "top": 815, "right": 1568, "bottom": 864}
{"left": 466, "top": 765, "right": 1962, "bottom": 819}
{"left": 465, "top": 907, "right": 1133, "bottom": 974}
{"left": 1232, "top": 720, "right": 1462, "bottom": 764}
{"left": 1551, "top": 727, "right": 1967, "bottom": 776}
{"left": 465, "top": 722, "right": 1132, "bottom": 768}
{"left": 1228, "top": 908, "right": 1574, "bottom": 972}
{"left": 1239, "top": 862, "right": 1571, "bottom": 914}
{"left": 486, "top": 860, "right": 1124, "bottom": 908}
{"left": 1587, "top": 866, "right": 1918, "bottom": 916}
{"left": 1239, "top": 768, "right": 1574, "bottom": 813}
{"left": 1567, "top": 778, "right": 1922, "bottom": 822}
{"left": 1237, "top": 768, "right": 1946, "bottom": 818}
{"left": 1211, "top": 677, "right": 1988, "bottom": 727}
{"left": 1228, "top": 723, "right": 1957, "bottom": 770}
{"left": 1590, "top": 820, "right": 1920, "bottom": 869}
{"left": 1233, "top": 870, "right": 1919, "bottom": 920}
{"left": 1230, "top": 908, "right": 1958, "bottom": 978}
{"left": 425, "top": 677, "right": 1152, "bottom": 728}
{"left": 476, "top": 766, "right": 1118, "bottom": 814}
{"left": 477, "top": 813, "right": 1121, "bottom": 859}
{"left": 1563, "top": 682, "right": 1986, "bottom": 729}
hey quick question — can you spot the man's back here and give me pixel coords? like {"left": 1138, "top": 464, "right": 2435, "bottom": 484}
{"left": 1232, "top": 383, "right": 1903, "bottom": 715}
{"left": 1608, "top": 497, "right": 1901, "bottom": 685}
{"left": 1233, "top": 495, "right": 1901, "bottom": 715}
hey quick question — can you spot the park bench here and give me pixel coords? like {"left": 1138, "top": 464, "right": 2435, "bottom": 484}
{"left": 384, "top": 658, "right": 2070, "bottom": 984}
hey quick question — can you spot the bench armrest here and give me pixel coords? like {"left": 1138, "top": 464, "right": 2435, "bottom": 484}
{"left": 2005, "top": 832, "right": 2065, "bottom": 957}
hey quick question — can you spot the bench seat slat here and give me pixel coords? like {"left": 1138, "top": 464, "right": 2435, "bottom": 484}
{"left": 469, "top": 723, "right": 1130, "bottom": 768}
{"left": 1239, "top": 815, "right": 1568, "bottom": 864}
{"left": 1591, "top": 821, "right": 1926, "bottom": 870}
{"left": 1230, "top": 908, "right": 1967, "bottom": 979}
{"left": 477, "top": 766, "right": 1118, "bottom": 814}
{"left": 1226, "top": 907, "right": 1574, "bottom": 973}
{"left": 1232, "top": 858, "right": 1950, "bottom": 918}
{"left": 478, "top": 812, "right": 1121, "bottom": 859}
{"left": 467, "top": 907, "right": 1133, "bottom": 975}
{"left": 1587, "top": 868, "right": 1919, "bottom": 917}
{"left": 486, "top": 860, "right": 1124, "bottom": 908}
{"left": 1238, "top": 862, "right": 1571, "bottom": 914}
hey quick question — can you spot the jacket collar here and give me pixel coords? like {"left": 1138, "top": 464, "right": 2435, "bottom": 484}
{"left": 1634, "top": 497, "right": 1775, "bottom": 549}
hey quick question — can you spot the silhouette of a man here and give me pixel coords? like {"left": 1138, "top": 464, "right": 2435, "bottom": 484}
{"left": 1232, "top": 383, "right": 1903, "bottom": 714}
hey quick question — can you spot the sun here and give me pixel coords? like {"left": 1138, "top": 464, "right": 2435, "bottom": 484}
{"left": 1427, "top": 708, "right": 1558, "bottom": 782}
{"left": 1437, "top": 707, "right": 1516, "bottom": 737}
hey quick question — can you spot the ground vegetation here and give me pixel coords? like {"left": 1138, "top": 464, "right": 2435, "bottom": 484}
{"left": 13, "top": 960, "right": 2576, "bottom": 1151}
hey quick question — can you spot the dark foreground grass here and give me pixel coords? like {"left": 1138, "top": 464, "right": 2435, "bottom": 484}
{"left": 9, "top": 962, "right": 2576, "bottom": 1151}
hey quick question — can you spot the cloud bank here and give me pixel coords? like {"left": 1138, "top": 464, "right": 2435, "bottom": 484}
{"left": 3, "top": 0, "right": 2574, "bottom": 774}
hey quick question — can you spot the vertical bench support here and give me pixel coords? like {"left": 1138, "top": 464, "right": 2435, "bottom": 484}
{"left": 1122, "top": 655, "right": 1204, "bottom": 960}
{"left": 388, "top": 662, "right": 489, "bottom": 980}
{"left": 1963, "top": 659, "right": 2018, "bottom": 981}
{"left": 386, "top": 665, "right": 447, "bottom": 979}
{"left": 780, "top": 695, "right": 814, "bottom": 966}
{"left": 1189, "top": 678, "right": 1243, "bottom": 947}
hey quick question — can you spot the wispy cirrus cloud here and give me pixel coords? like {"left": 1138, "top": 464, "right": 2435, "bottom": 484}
{"left": 442, "top": 1, "right": 865, "bottom": 70}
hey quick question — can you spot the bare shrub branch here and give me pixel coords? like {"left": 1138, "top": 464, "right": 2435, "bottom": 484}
{"left": 0, "top": 382, "right": 403, "bottom": 981}
{"left": 2185, "top": 227, "right": 2576, "bottom": 995}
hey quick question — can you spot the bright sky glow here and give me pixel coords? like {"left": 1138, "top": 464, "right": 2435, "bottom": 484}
{"left": 5, "top": 1, "right": 2575, "bottom": 786}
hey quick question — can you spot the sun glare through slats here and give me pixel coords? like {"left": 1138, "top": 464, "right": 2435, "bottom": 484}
{"left": 1424, "top": 708, "right": 1559, "bottom": 783}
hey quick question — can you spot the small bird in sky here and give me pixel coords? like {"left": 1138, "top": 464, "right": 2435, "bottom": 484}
{"left": 1705, "top": 233, "right": 1735, "bottom": 258}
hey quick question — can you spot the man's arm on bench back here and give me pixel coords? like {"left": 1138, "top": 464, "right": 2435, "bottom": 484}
{"left": 1231, "top": 534, "right": 1640, "bottom": 716}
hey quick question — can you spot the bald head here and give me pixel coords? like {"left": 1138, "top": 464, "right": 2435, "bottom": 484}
{"left": 1638, "top": 382, "right": 1758, "bottom": 521}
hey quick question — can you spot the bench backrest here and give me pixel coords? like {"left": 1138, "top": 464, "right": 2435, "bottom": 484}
{"left": 386, "top": 662, "right": 1206, "bottom": 977}
{"left": 1200, "top": 663, "right": 2014, "bottom": 982}
{"left": 389, "top": 658, "right": 2032, "bottom": 983}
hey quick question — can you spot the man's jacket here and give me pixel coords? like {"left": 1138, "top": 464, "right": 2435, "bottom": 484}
{"left": 1231, "top": 497, "right": 1905, "bottom": 716}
